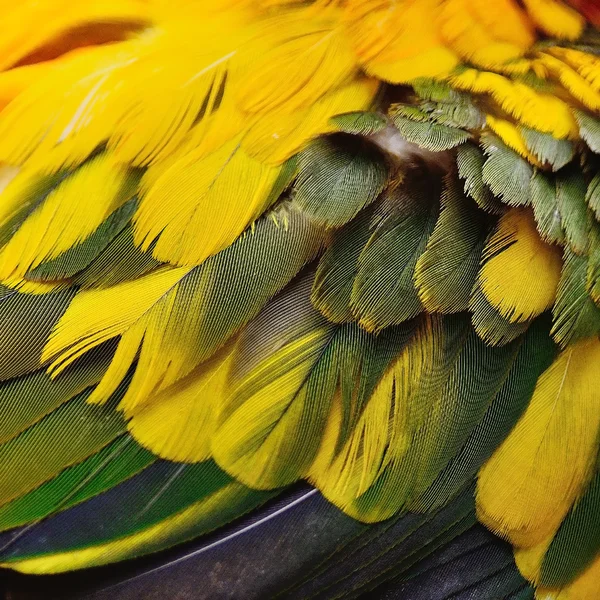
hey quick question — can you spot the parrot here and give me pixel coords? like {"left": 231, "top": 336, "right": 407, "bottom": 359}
{"left": 1, "top": 0, "right": 600, "bottom": 598}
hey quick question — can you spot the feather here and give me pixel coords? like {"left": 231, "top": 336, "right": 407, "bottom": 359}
{"left": 0, "top": 485, "right": 531, "bottom": 600}
{"left": 294, "top": 134, "right": 388, "bottom": 227}
{"left": 312, "top": 206, "right": 375, "bottom": 323}
{"left": 389, "top": 106, "right": 470, "bottom": 152}
{"left": 0, "top": 155, "right": 138, "bottom": 281}
{"left": 27, "top": 199, "right": 137, "bottom": 282}
{"left": 469, "top": 282, "right": 532, "bottom": 346}
{"left": 450, "top": 69, "right": 577, "bottom": 139}
{"left": 346, "top": 0, "right": 458, "bottom": 83}
{"left": 0, "top": 461, "right": 273, "bottom": 573}
{"left": 72, "top": 227, "right": 161, "bottom": 290}
{"left": 0, "top": 288, "right": 75, "bottom": 380}
{"left": 311, "top": 315, "right": 463, "bottom": 521}
{"left": 0, "top": 1, "right": 599, "bottom": 595}
{"left": 519, "top": 126, "right": 575, "bottom": 171}
{"left": 523, "top": 0, "right": 585, "bottom": 39}
{"left": 350, "top": 170, "right": 440, "bottom": 331}
{"left": 415, "top": 173, "right": 490, "bottom": 314}
{"left": 574, "top": 108, "right": 600, "bottom": 153}
{"left": 126, "top": 340, "right": 237, "bottom": 463}
{"left": 477, "top": 336, "right": 600, "bottom": 547}
{"left": 530, "top": 170, "right": 566, "bottom": 245}
{"left": 455, "top": 142, "right": 505, "bottom": 215}
{"left": 438, "top": 0, "right": 534, "bottom": 69}
{"left": 0, "top": 344, "right": 112, "bottom": 445}
{"left": 552, "top": 248, "right": 600, "bottom": 346}
{"left": 135, "top": 137, "right": 282, "bottom": 266}
{"left": 556, "top": 165, "right": 591, "bottom": 255}
{"left": 213, "top": 273, "right": 411, "bottom": 490}
{"left": 46, "top": 202, "right": 323, "bottom": 410}
{"left": 237, "top": 8, "right": 357, "bottom": 116}
{"left": 329, "top": 111, "right": 387, "bottom": 136}
{"left": 0, "top": 383, "right": 126, "bottom": 507}
{"left": 475, "top": 208, "right": 562, "bottom": 324}
{"left": 241, "top": 77, "right": 380, "bottom": 165}
{"left": 480, "top": 133, "right": 533, "bottom": 208}
{"left": 418, "top": 316, "right": 556, "bottom": 512}
{"left": 486, "top": 117, "right": 540, "bottom": 165}
{"left": 0, "top": 0, "right": 149, "bottom": 71}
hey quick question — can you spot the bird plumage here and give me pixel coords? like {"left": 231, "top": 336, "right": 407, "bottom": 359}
{"left": 0, "top": 1, "right": 600, "bottom": 598}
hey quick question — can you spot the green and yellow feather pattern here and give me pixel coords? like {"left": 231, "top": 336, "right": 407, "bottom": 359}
{"left": 0, "top": 0, "right": 600, "bottom": 598}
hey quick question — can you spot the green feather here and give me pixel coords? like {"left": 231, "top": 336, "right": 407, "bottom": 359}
{"left": 480, "top": 134, "right": 532, "bottom": 207}
{"left": 329, "top": 111, "right": 387, "bottom": 136}
{"left": 575, "top": 109, "right": 600, "bottom": 154}
{"left": 389, "top": 107, "right": 470, "bottom": 152}
{"left": 556, "top": 166, "right": 590, "bottom": 255}
{"left": 552, "top": 248, "right": 600, "bottom": 346}
{"left": 519, "top": 127, "right": 574, "bottom": 171}
{"left": 73, "top": 226, "right": 161, "bottom": 289}
{"left": 351, "top": 172, "right": 439, "bottom": 331}
{"left": 26, "top": 199, "right": 138, "bottom": 281}
{"left": 0, "top": 343, "right": 113, "bottom": 444}
{"left": 0, "top": 435, "right": 154, "bottom": 531}
{"left": 294, "top": 135, "right": 388, "bottom": 227}
{"left": 541, "top": 466, "right": 600, "bottom": 587}
{"left": 456, "top": 143, "right": 505, "bottom": 215}
{"left": 585, "top": 172, "right": 600, "bottom": 221}
{"left": 530, "top": 170, "right": 565, "bottom": 245}
{"left": 0, "top": 384, "right": 127, "bottom": 506}
{"left": 417, "top": 317, "right": 556, "bottom": 511}
{"left": 469, "top": 282, "right": 530, "bottom": 346}
{"left": 415, "top": 173, "right": 490, "bottom": 314}
{"left": 312, "top": 206, "right": 374, "bottom": 323}
{"left": 0, "top": 288, "right": 75, "bottom": 380}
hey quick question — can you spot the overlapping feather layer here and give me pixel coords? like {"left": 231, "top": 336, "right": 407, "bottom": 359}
{"left": 0, "top": 1, "right": 599, "bottom": 598}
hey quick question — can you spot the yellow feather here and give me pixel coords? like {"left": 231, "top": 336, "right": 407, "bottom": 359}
{"left": 127, "top": 340, "right": 236, "bottom": 462}
{"left": 451, "top": 69, "right": 577, "bottom": 139}
{"left": 113, "top": 267, "right": 216, "bottom": 412}
{"left": 212, "top": 326, "right": 334, "bottom": 489}
{"left": 538, "top": 52, "right": 600, "bottom": 112}
{"left": 477, "top": 208, "right": 562, "bottom": 323}
{"left": 0, "top": 62, "right": 55, "bottom": 111}
{"left": 0, "top": 275, "right": 64, "bottom": 294}
{"left": 0, "top": 42, "right": 138, "bottom": 172}
{"left": 237, "top": 8, "right": 357, "bottom": 115}
{"left": 514, "top": 536, "right": 553, "bottom": 585}
{"left": 438, "top": 0, "right": 533, "bottom": 69}
{"left": 0, "top": 13, "right": 250, "bottom": 173}
{"left": 522, "top": 0, "right": 585, "bottom": 41}
{"left": 310, "top": 316, "right": 446, "bottom": 522}
{"left": 242, "top": 77, "right": 378, "bottom": 164}
{"left": 343, "top": 0, "right": 410, "bottom": 64}
{"left": 486, "top": 116, "right": 542, "bottom": 165}
{"left": 366, "top": 46, "right": 458, "bottom": 84}
{"left": 550, "top": 47, "right": 600, "bottom": 93}
{"left": 106, "top": 15, "right": 252, "bottom": 167}
{"left": 309, "top": 388, "right": 343, "bottom": 477}
{"left": 0, "top": 163, "right": 19, "bottom": 193}
{"left": 345, "top": 0, "right": 458, "bottom": 83}
{"left": 0, "top": 154, "right": 137, "bottom": 280}
{"left": 477, "top": 337, "right": 600, "bottom": 547}
{"left": 135, "top": 136, "right": 281, "bottom": 266}
{"left": 42, "top": 266, "right": 192, "bottom": 376}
